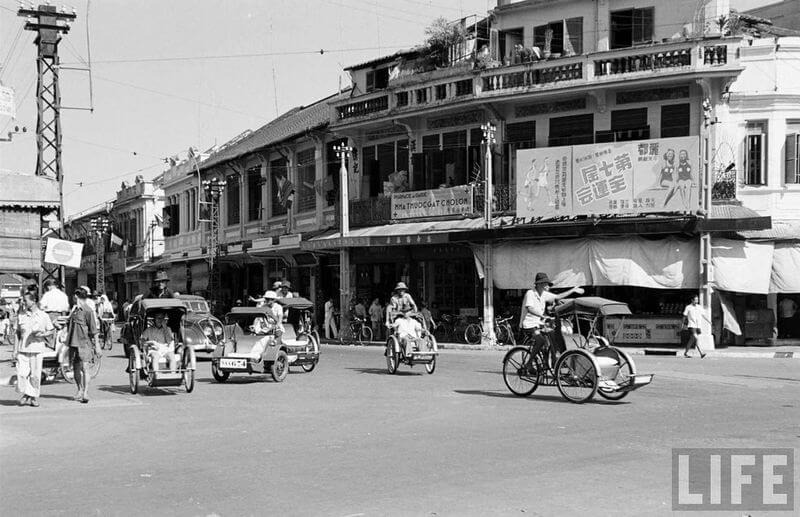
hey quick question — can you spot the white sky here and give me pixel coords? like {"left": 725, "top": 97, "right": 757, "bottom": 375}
{"left": 0, "top": 0, "right": 778, "bottom": 216}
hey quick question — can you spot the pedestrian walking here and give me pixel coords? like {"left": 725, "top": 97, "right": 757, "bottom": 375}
{"left": 777, "top": 297, "right": 798, "bottom": 338}
{"left": 369, "top": 298, "right": 383, "bottom": 341}
{"left": 324, "top": 296, "right": 338, "bottom": 339}
{"left": 66, "top": 288, "right": 100, "bottom": 403}
{"left": 419, "top": 302, "right": 436, "bottom": 332}
{"left": 14, "top": 290, "right": 54, "bottom": 407}
{"left": 682, "top": 295, "right": 706, "bottom": 358}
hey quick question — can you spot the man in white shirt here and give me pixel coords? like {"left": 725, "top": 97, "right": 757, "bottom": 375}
{"left": 39, "top": 280, "right": 70, "bottom": 316}
{"left": 778, "top": 297, "right": 798, "bottom": 338}
{"left": 520, "top": 272, "right": 584, "bottom": 364}
{"left": 682, "top": 295, "right": 706, "bottom": 358}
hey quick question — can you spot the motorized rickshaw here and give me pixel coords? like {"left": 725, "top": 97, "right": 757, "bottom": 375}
{"left": 125, "top": 299, "right": 197, "bottom": 394}
{"left": 385, "top": 312, "right": 438, "bottom": 374}
{"left": 502, "top": 297, "right": 653, "bottom": 403}
{"left": 211, "top": 297, "right": 320, "bottom": 382}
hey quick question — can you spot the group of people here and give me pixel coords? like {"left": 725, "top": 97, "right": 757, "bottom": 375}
{"left": 5, "top": 280, "right": 106, "bottom": 407}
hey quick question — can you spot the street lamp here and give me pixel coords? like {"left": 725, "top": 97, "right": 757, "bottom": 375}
{"left": 202, "top": 177, "right": 226, "bottom": 305}
{"left": 333, "top": 142, "right": 353, "bottom": 336}
{"left": 480, "top": 122, "right": 497, "bottom": 347}
{"left": 90, "top": 216, "right": 111, "bottom": 294}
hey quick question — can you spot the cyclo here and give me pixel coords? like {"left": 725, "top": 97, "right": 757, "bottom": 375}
{"left": 502, "top": 297, "right": 653, "bottom": 403}
{"left": 211, "top": 297, "right": 321, "bottom": 382}
{"left": 385, "top": 311, "right": 438, "bottom": 374}
{"left": 126, "top": 299, "right": 196, "bottom": 394}
{"left": 40, "top": 314, "right": 101, "bottom": 383}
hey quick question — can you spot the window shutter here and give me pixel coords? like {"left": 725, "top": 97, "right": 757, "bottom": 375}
{"left": 366, "top": 71, "right": 375, "bottom": 92}
{"left": 746, "top": 133, "right": 766, "bottom": 186}
{"left": 786, "top": 134, "right": 799, "bottom": 184}
{"left": 489, "top": 29, "right": 499, "bottom": 60}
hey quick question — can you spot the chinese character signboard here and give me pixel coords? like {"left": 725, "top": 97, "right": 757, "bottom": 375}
{"left": 516, "top": 146, "right": 573, "bottom": 220}
{"left": 514, "top": 136, "right": 700, "bottom": 218}
{"left": 391, "top": 185, "right": 473, "bottom": 220}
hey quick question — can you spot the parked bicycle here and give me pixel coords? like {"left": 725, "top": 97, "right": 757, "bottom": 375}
{"left": 433, "top": 313, "right": 471, "bottom": 343}
{"left": 99, "top": 317, "right": 114, "bottom": 350}
{"left": 464, "top": 315, "right": 517, "bottom": 345}
{"left": 341, "top": 316, "right": 373, "bottom": 344}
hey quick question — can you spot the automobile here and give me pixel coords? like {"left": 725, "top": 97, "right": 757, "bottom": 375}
{"left": 211, "top": 297, "right": 320, "bottom": 383}
{"left": 119, "top": 295, "right": 223, "bottom": 356}
{"left": 177, "top": 294, "right": 224, "bottom": 354}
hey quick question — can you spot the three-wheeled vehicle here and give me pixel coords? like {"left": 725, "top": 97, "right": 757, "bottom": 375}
{"left": 40, "top": 315, "right": 102, "bottom": 383}
{"left": 385, "top": 312, "right": 438, "bottom": 374}
{"left": 502, "top": 297, "right": 653, "bottom": 403}
{"left": 125, "top": 299, "right": 197, "bottom": 394}
{"left": 211, "top": 297, "right": 320, "bottom": 383}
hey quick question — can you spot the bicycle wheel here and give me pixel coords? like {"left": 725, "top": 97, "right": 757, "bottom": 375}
{"left": 360, "top": 325, "right": 373, "bottom": 343}
{"left": 433, "top": 325, "right": 449, "bottom": 343}
{"left": 495, "top": 324, "right": 509, "bottom": 345}
{"left": 86, "top": 349, "right": 102, "bottom": 380}
{"left": 555, "top": 350, "right": 598, "bottom": 404}
{"left": 464, "top": 323, "right": 482, "bottom": 344}
{"left": 502, "top": 347, "right": 541, "bottom": 396}
{"left": 597, "top": 348, "right": 635, "bottom": 401}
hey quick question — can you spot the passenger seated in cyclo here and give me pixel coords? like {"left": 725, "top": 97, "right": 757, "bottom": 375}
{"left": 141, "top": 311, "right": 177, "bottom": 372}
{"left": 250, "top": 291, "right": 284, "bottom": 358}
{"left": 390, "top": 312, "right": 427, "bottom": 357}
{"left": 520, "top": 272, "right": 584, "bottom": 365}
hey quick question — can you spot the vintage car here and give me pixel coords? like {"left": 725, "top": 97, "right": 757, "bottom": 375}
{"left": 211, "top": 297, "right": 320, "bottom": 383}
{"left": 177, "top": 294, "right": 224, "bottom": 354}
{"left": 119, "top": 295, "right": 222, "bottom": 356}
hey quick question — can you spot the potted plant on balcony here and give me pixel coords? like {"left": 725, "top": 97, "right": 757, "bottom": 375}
{"left": 423, "top": 17, "right": 467, "bottom": 68}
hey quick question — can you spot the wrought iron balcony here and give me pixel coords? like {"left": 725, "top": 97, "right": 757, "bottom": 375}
{"left": 335, "top": 93, "right": 389, "bottom": 121}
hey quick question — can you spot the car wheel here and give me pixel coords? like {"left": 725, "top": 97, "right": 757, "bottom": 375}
{"left": 271, "top": 351, "right": 288, "bottom": 382}
{"left": 211, "top": 361, "right": 230, "bottom": 382}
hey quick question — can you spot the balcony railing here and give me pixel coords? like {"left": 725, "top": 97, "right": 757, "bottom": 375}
{"left": 482, "top": 59, "right": 583, "bottom": 92}
{"left": 473, "top": 184, "right": 515, "bottom": 214}
{"left": 336, "top": 94, "right": 389, "bottom": 121}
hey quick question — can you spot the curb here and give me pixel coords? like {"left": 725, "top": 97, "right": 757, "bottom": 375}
{"left": 320, "top": 341, "right": 799, "bottom": 359}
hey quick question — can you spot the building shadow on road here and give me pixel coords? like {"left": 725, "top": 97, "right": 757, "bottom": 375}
{"left": 96, "top": 384, "right": 179, "bottom": 396}
{"left": 453, "top": 389, "right": 628, "bottom": 405}
{"left": 346, "top": 367, "right": 424, "bottom": 376}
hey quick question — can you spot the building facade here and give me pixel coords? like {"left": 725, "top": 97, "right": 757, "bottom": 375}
{"left": 315, "top": 0, "right": 781, "bottom": 347}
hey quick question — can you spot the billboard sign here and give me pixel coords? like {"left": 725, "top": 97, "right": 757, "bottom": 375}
{"left": 44, "top": 238, "right": 83, "bottom": 269}
{"left": 515, "top": 136, "right": 700, "bottom": 218}
{"left": 516, "top": 146, "right": 573, "bottom": 220}
{"left": 391, "top": 185, "right": 473, "bottom": 220}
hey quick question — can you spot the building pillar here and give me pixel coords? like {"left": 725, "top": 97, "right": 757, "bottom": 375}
{"left": 595, "top": 0, "right": 610, "bottom": 52}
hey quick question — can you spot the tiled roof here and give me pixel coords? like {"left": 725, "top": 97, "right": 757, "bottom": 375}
{"left": 344, "top": 48, "right": 419, "bottom": 71}
{"left": 200, "top": 91, "right": 349, "bottom": 171}
{"left": 0, "top": 172, "right": 60, "bottom": 208}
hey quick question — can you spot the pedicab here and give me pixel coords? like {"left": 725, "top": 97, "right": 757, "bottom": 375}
{"left": 40, "top": 314, "right": 102, "bottom": 383}
{"left": 211, "top": 297, "right": 320, "bottom": 383}
{"left": 502, "top": 297, "right": 653, "bottom": 403}
{"left": 125, "top": 299, "right": 196, "bottom": 394}
{"left": 385, "top": 312, "right": 438, "bottom": 374}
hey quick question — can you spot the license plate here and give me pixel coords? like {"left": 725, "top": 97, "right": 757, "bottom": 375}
{"left": 633, "top": 374, "right": 653, "bottom": 385}
{"left": 220, "top": 358, "right": 247, "bottom": 369}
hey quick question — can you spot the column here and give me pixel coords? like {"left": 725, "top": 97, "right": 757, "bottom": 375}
{"left": 595, "top": 0, "right": 610, "bottom": 52}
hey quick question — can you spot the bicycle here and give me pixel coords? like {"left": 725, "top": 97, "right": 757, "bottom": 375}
{"left": 342, "top": 316, "right": 373, "bottom": 344}
{"left": 99, "top": 317, "right": 114, "bottom": 350}
{"left": 464, "top": 316, "right": 517, "bottom": 345}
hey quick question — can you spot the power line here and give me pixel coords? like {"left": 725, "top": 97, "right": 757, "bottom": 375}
{"left": 66, "top": 161, "right": 164, "bottom": 190}
{"left": 0, "top": 24, "right": 24, "bottom": 81}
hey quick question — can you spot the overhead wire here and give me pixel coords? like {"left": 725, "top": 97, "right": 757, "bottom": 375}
{"left": 0, "top": 24, "right": 24, "bottom": 81}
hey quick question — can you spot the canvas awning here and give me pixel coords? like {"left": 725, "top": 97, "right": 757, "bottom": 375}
{"left": 301, "top": 217, "right": 500, "bottom": 251}
{"left": 711, "top": 238, "right": 800, "bottom": 294}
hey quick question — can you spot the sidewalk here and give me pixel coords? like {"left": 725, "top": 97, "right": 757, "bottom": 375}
{"left": 320, "top": 339, "right": 800, "bottom": 359}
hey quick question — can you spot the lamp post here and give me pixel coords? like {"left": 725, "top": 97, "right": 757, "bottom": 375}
{"left": 481, "top": 122, "right": 497, "bottom": 346}
{"left": 202, "top": 177, "right": 226, "bottom": 306}
{"left": 90, "top": 216, "right": 111, "bottom": 294}
{"left": 334, "top": 143, "right": 353, "bottom": 331}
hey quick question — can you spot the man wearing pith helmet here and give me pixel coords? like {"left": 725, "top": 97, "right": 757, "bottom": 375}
{"left": 385, "top": 281, "right": 418, "bottom": 328}
{"left": 148, "top": 270, "right": 173, "bottom": 299}
{"left": 520, "top": 272, "right": 584, "bottom": 363}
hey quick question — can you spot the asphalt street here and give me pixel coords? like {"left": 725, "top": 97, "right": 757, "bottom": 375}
{"left": 1, "top": 343, "right": 798, "bottom": 517}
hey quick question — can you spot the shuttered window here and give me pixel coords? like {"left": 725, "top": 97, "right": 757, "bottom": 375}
{"left": 661, "top": 104, "right": 690, "bottom": 138}
{"left": 296, "top": 149, "right": 316, "bottom": 213}
{"left": 785, "top": 133, "right": 799, "bottom": 184}
{"left": 745, "top": 122, "right": 767, "bottom": 186}
{"left": 549, "top": 114, "right": 593, "bottom": 146}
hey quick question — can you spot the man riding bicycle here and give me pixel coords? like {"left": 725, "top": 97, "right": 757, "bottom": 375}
{"left": 520, "top": 272, "right": 584, "bottom": 365}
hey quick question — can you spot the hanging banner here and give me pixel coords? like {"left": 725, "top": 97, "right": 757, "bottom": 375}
{"left": 391, "top": 185, "right": 473, "bottom": 220}
{"left": 516, "top": 146, "right": 573, "bottom": 219}
{"left": 514, "top": 136, "right": 700, "bottom": 218}
{"left": 44, "top": 238, "right": 84, "bottom": 269}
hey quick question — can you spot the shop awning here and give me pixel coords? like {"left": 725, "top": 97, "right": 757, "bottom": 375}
{"left": 485, "top": 236, "right": 700, "bottom": 290}
{"left": 301, "top": 217, "right": 500, "bottom": 251}
{"left": 698, "top": 203, "right": 772, "bottom": 232}
{"left": 711, "top": 238, "right": 800, "bottom": 294}
{"left": 0, "top": 209, "right": 44, "bottom": 274}
{"left": 0, "top": 172, "right": 59, "bottom": 208}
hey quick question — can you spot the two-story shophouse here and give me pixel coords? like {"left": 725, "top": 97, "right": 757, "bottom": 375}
{"left": 319, "top": 0, "right": 775, "bottom": 348}
{"left": 162, "top": 92, "right": 347, "bottom": 317}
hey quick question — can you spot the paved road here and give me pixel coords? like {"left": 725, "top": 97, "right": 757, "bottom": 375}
{"left": 1, "top": 344, "right": 798, "bottom": 516}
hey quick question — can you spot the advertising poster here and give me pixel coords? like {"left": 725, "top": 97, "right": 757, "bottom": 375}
{"left": 515, "top": 146, "right": 573, "bottom": 220}
{"left": 571, "top": 136, "right": 699, "bottom": 216}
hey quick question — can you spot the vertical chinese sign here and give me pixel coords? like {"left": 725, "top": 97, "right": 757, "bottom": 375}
{"left": 514, "top": 136, "right": 699, "bottom": 218}
{"left": 516, "top": 146, "right": 573, "bottom": 220}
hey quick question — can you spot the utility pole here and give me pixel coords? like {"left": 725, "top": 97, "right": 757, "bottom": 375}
{"left": 334, "top": 143, "right": 352, "bottom": 333}
{"left": 90, "top": 216, "right": 110, "bottom": 294}
{"left": 481, "top": 122, "right": 497, "bottom": 346}
{"left": 18, "top": 3, "right": 77, "bottom": 290}
{"left": 203, "top": 177, "right": 226, "bottom": 309}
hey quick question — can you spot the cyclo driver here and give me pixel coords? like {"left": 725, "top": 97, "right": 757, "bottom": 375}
{"left": 385, "top": 282, "right": 418, "bottom": 328}
{"left": 520, "top": 272, "right": 584, "bottom": 366}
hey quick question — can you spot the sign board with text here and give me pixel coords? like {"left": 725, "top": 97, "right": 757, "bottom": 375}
{"left": 44, "top": 238, "right": 83, "bottom": 269}
{"left": 391, "top": 185, "right": 473, "bottom": 220}
{"left": 515, "top": 136, "right": 700, "bottom": 218}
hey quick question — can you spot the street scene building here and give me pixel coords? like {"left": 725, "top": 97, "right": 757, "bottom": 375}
{"left": 1, "top": 2, "right": 799, "bottom": 515}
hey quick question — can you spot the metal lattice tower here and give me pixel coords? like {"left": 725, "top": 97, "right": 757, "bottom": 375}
{"left": 202, "top": 178, "right": 226, "bottom": 306}
{"left": 18, "top": 4, "right": 76, "bottom": 288}
{"left": 90, "top": 217, "right": 110, "bottom": 294}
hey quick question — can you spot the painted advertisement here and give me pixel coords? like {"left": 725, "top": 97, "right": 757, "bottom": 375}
{"left": 516, "top": 146, "right": 573, "bottom": 220}
{"left": 514, "top": 136, "right": 700, "bottom": 218}
{"left": 391, "top": 185, "right": 473, "bottom": 220}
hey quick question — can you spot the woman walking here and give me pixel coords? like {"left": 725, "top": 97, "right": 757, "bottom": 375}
{"left": 67, "top": 288, "right": 99, "bottom": 403}
{"left": 14, "top": 290, "right": 54, "bottom": 407}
